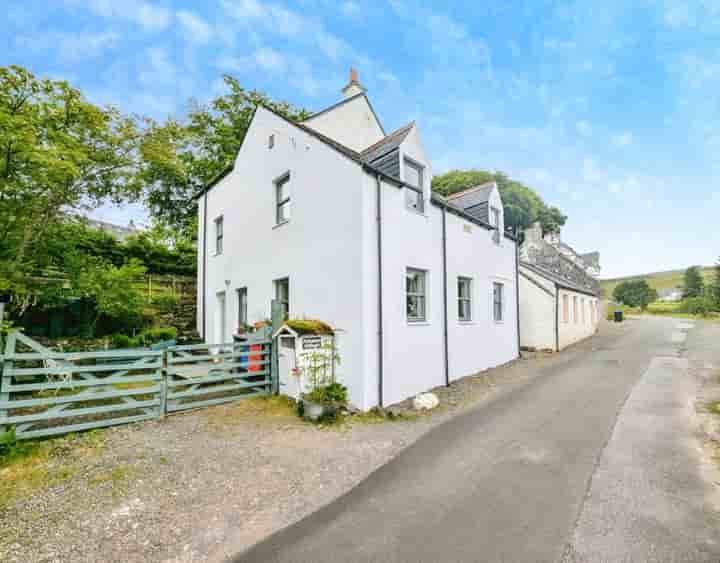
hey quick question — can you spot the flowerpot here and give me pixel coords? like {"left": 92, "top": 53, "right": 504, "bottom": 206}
{"left": 301, "top": 398, "right": 338, "bottom": 422}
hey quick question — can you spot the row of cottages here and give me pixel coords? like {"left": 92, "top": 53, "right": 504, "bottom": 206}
{"left": 518, "top": 223, "right": 601, "bottom": 351}
{"left": 195, "top": 71, "right": 519, "bottom": 410}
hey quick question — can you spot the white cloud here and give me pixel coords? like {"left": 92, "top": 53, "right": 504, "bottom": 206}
{"left": 575, "top": 120, "right": 592, "bottom": 137}
{"left": 16, "top": 31, "right": 121, "bottom": 62}
{"left": 219, "top": 47, "right": 288, "bottom": 73}
{"left": 139, "top": 47, "right": 176, "bottom": 85}
{"left": 177, "top": 11, "right": 213, "bottom": 44}
{"left": 63, "top": 0, "right": 171, "bottom": 31}
{"left": 220, "top": 0, "right": 354, "bottom": 62}
{"left": 612, "top": 131, "right": 633, "bottom": 147}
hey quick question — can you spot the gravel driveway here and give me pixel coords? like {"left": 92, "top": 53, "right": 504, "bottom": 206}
{"left": 0, "top": 339, "right": 577, "bottom": 563}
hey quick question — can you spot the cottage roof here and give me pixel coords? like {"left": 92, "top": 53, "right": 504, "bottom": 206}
{"left": 521, "top": 261, "right": 599, "bottom": 297}
{"left": 446, "top": 181, "right": 496, "bottom": 207}
{"left": 361, "top": 121, "right": 415, "bottom": 163}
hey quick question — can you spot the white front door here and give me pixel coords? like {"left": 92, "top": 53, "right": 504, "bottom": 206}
{"left": 278, "top": 336, "right": 297, "bottom": 398}
{"left": 216, "top": 292, "right": 226, "bottom": 345}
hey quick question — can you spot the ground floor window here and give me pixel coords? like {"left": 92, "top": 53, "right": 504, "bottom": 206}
{"left": 274, "top": 278, "right": 289, "bottom": 319}
{"left": 458, "top": 277, "right": 472, "bottom": 321}
{"left": 493, "top": 282, "right": 504, "bottom": 322}
{"left": 406, "top": 268, "right": 427, "bottom": 322}
{"left": 573, "top": 296, "right": 579, "bottom": 323}
{"left": 237, "top": 287, "right": 247, "bottom": 330}
{"left": 563, "top": 294, "right": 569, "bottom": 323}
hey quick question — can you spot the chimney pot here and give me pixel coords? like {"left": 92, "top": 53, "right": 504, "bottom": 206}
{"left": 350, "top": 68, "right": 358, "bottom": 83}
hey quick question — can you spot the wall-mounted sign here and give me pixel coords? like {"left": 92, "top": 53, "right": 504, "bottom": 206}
{"left": 302, "top": 336, "right": 323, "bottom": 350}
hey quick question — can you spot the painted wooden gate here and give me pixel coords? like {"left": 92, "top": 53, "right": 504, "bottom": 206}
{"left": 0, "top": 331, "right": 275, "bottom": 440}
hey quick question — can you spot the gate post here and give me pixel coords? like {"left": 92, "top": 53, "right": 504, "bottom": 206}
{"left": 0, "top": 332, "right": 17, "bottom": 435}
{"left": 270, "top": 300, "right": 282, "bottom": 395}
{"left": 159, "top": 349, "right": 168, "bottom": 418}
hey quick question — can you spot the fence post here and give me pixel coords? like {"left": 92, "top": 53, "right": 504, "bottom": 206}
{"left": 270, "top": 300, "right": 282, "bottom": 395}
{"left": 159, "top": 349, "right": 168, "bottom": 418}
{"left": 0, "top": 332, "right": 16, "bottom": 435}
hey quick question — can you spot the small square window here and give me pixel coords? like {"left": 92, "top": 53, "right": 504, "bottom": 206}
{"left": 406, "top": 268, "right": 427, "bottom": 322}
{"left": 493, "top": 282, "right": 504, "bottom": 322}
{"left": 274, "top": 278, "right": 289, "bottom": 319}
{"left": 214, "top": 216, "right": 223, "bottom": 255}
{"left": 275, "top": 173, "right": 291, "bottom": 225}
{"left": 237, "top": 287, "right": 247, "bottom": 330}
{"left": 491, "top": 207, "right": 501, "bottom": 244}
{"left": 404, "top": 158, "right": 424, "bottom": 214}
{"left": 458, "top": 277, "right": 472, "bottom": 321}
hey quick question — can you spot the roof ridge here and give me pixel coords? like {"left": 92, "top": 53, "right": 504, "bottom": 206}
{"left": 446, "top": 180, "right": 496, "bottom": 200}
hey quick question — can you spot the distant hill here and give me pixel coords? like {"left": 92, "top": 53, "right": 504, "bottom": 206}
{"left": 600, "top": 266, "right": 715, "bottom": 297}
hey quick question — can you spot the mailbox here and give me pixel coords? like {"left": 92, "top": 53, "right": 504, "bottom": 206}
{"left": 272, "top": 321, "right": 336, "bottom": 400}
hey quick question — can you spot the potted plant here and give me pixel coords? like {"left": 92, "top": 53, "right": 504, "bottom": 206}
{"left": 302, "top": 381, "right": 348, "bottom": 422}
{"left": 297, "top": 338, "right": 345, "bottom": 422}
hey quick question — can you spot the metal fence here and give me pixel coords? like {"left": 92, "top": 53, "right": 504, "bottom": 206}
{"left": 0, "top": 330, "right": 275, "bottom": 440}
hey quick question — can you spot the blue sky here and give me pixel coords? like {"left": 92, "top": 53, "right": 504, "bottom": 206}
{"left": 3, "top": 0, "right": 719, "bottom": 278}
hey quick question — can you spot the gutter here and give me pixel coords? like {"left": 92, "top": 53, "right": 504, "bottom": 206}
{"left": 555, "top": 285, "right": 560, "bottom": 352}
{"left": 201, "top": 189, "right": 208, "bottom": 340}
{"left": 441, "top": 207, "right": 450, "bottom": 387}
{"left": 375, "top": 173, "right": 384, "bottom": 408}
{"left": 514, "top": 234, "right": 521, "bottom": 358}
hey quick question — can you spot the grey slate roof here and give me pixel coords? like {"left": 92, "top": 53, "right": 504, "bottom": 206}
{"left": 361, "top": 122, "right": 415, "bottom": 163}
{"left": 520, "top": 261, "right": 599, "bottom": 297}
{"left": 446, "top": 182, "right": 495, "bottom": 209}
{"left": 446, "top": 182, "right": 496, "bottom": 224}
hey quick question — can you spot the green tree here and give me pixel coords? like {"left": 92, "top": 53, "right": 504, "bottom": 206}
{"left": 431, "top": 169, "right": 567, "bottom": 235}
{"left": 682, "top": 266, "right": 704, "bottom": 299}
{"left": 139, "top": 75, "right": 310, "bottom": 236}
{"left": 613, "top": 280, "right": 657, "bottom": 310}
{"left": 0, "top": 65, "right": 142, "bottom": 308}
{"left": 712, "top": 258, "right": 720, "bottom": 310}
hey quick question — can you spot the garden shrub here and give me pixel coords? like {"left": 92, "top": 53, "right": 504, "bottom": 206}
{"left": 153, "top": 294, "right": 178, "bottom": 312}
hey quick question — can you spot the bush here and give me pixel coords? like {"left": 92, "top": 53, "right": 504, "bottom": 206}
{"left": 153, "top": 294, "right": 178, "bottom": 312}
{"left": 110, "top": 334, "right": 134, "bottom": 349}
{"left": 305, "top": 382, "right": 348, "bottom": 405}
{"left": 678, "top": 297, "right": 714, "bottom": 317}
{"left": 109, "top": 326, "right": 177, "bottom": 349}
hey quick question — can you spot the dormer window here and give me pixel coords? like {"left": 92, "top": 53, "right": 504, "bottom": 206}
{"left": 404, "top": 157, "right": 424, "bottom": 214}
{"left": 491, "top": 206, "right": 501, "bottom": 244}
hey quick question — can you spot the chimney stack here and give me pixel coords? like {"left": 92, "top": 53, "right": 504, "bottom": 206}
{"left": 341, "top": 67, "right": 366, "bottom": 99}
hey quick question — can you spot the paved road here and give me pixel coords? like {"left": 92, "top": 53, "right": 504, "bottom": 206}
{"left": 236, "top": 317, "right": 720, "bottom": 563}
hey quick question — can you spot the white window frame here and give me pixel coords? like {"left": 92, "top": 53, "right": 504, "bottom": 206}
{"left": 458, "top": 277, "right": 473, "bottom": 322}
{"left": 274, "top": 278, "right": 289, "bottom": 319}
{"left": 214, "top": 216, "right": 224, "bottom": 255}
{"left": 493, "top": 282, "right": 504, "bottom": 323}
{"left": 275, "top": 173, "right": 291, "bottom": 226}
{"left": 237, "top": 287, "right": 248, "bottom": 330}
{"left": 491, "top": 206, "right": 501, "bottom": 245}
{"left": 563, "top": 294, "right": 569, "bottom": 323}
{"left": 403, "top": 157, "right": 425, "bottom": 214}
{"left": 406, "top": 268, "right": 427, "bottom": 323}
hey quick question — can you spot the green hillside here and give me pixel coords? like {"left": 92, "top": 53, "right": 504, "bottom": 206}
{"left": 601, "top": 267, "right": 715, "bottom": 298}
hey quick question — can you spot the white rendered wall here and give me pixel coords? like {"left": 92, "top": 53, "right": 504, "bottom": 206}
{"left": 199, "top": 107, "right": 369, "bottom": 408}
{"left": 518, "top": 270, "right": 556, "bottom": 351}
{"left": 558, "top": 289, "right": 599, "bottom": 350}
{"left": 358, "top": 128, "right": 519, "bottom": 407}
{"left": 302, "top": 95, "right": 385, "bottom": 152}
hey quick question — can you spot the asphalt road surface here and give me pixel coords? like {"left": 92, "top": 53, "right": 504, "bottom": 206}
{"left": 236, "top": 317, "right": 720, "bottom": 563}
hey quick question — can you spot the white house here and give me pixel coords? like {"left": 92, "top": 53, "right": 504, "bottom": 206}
{"left": 518, "top": 223, "right": 600, "bottom": 351}
{"left": 195, "top": 70, "right": 519, "bottom": 410}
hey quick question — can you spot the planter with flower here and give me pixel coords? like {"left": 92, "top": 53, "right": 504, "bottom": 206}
{"left": 272, "top": 319, "right": 346, "bottom": 421}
